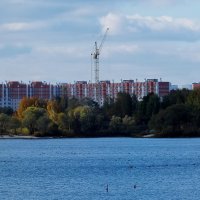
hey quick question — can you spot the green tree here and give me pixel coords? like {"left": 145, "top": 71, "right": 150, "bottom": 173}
{"left": 149, "top": 104, "right": 193, "bottom": 137}
{"left": 80, "top": 98, "right": 99, "bottom": 109}
{"left": 109, "top": 115, "right": 122, "bottom": 133}
{"left": 131, "top": 94, "right": 138, "bottom": 115}
{"left": 67, "top": 98, "right": 80, "bottom": 110}
{"left": 113, "top": 92, "right": 132, "bottom": 117}
{"left": 22, "top": 107, "right": 47, "bottom": 135}
{"left": 161, "top": 89, "right": 190, "bottom": 109}
{"left": 54, "top": 96, "right": 68, "bottom": 111}
{"left": 102, "top": 97, "right": 115, "bottom": 118}
{"left": 79, "top": 109, "right": 97, "bottom": 134}
{"left": 67, "top": 105, "right": 103, "bottom": 135}
{"left": 122, "top": 115, "right": 135, "bottom": 133}
{"left": 47, "top": 100, "right": 61, "bottom": 123}
{"left": 47, "top": 122, "right": 59, "bottom": 136}
{"left": 187, "top": 89, "right": 200, "bottom": 109}
{"left": 57, "top": 112, "right": 70, "bottom": 132}
{"left": 136, "top": 93, "right": 160, "bottom": 125}
{"left": 36, "top": 115, "right": 52, "bottom": 135}
{"left": 8, "top": 116, "right": 21, "bottom": 134}
{"left": 67, "top": 106, "right": 85, "bottom": 134}
{"left": 71, "top": 106, "right": 90, "bottom": 134}
{"left": 0, "top": 113, "right": 10, "bottom": 134}
{"left": 186, "top": 89, "right": 200, "bottom": 127}
{"left": 146, "top": 94, "right": 160, "bottom": 117}
{"left": 0, "top": 107, "right": 14, "bottom": 115}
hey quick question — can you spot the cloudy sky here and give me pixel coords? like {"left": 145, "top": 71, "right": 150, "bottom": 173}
{"left": 1, "top": 0, "right": 200, "bottom": 85}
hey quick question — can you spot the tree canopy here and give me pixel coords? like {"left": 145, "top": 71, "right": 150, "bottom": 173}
{"left": 1, "top": 89, "right": 200, "bottom": 137}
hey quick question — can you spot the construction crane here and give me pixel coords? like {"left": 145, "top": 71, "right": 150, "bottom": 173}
{"left": 92, "top": 27, "right": 109, "bottom": 84}
{"left": 91, "top": 27, "right": 109, "bottom": 103}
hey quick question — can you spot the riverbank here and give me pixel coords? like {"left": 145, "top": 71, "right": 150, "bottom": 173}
{"left": 0, "top": 133, "right": 155, "bottom": 139}
{"left": 142, "top": 134, "right": 155, "bottom": 138}
{"left": 0, "top": 135, "right": 53, "bottom": 139}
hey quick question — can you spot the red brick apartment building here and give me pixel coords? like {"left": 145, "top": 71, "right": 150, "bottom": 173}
{"left": 0, "top": 79, "right": 171, "bottom": 110}
{"left": 192, "top": 83, "right": 200, "bottom": 90}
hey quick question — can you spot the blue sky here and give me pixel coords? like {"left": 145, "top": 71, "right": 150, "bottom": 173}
{"left": 1, "top": 0, "right": 200, "bottom": 85}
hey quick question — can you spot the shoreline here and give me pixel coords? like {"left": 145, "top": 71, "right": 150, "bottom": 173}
{"left": 0, "top": 134, "right": 199, "bottom": 139}
{"left": 0, "top": 134, "right": 154, "bottom": 139}
{"left": 0, "top": 135, "right": 53, "bottom": 139}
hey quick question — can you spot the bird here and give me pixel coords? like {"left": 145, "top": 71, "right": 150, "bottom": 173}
{"left": 106, "top": 184, "right": 109, "bottom": 192}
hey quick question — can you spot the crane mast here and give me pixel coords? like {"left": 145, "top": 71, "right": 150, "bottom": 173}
{"left": 93, "top": 28, "right": 109, "bottom": 84}
{"left": 94, "top": 41, "right": 100, "bottom": 84}
{"left": 92, "top": 28, "right": 109, "bottom": 104}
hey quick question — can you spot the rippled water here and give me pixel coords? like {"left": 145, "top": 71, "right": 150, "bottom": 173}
{"left": 0, "top": 138, "right": 200, "bottom": 200}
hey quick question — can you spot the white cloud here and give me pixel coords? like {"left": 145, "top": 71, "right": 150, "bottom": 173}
{"left": 0, "top": 6, "right": 94, "bottom": 33}
{"left": 100, "top": 13, "right": 200, "bottom": 41}
{"left": 1, "top": 0, "right": 200, "bottom": 85}
{"left": 9, "top": 0, "right": 27, "bottom": 4}
{"left": 103, "top": 44, "right": 140, "bottom": 57}
{"left": 127, "top": 15, "right": 199, "bottom": 32}
{"left": 100, "top": 13, "right": 125, "bottom": 35}
{"left": 57, "top": 6, "right": 94, "bottom": 21}
{"left": 70, "top": 7, "right": 95, "bottom": 17}
{"left": 0, "top": 21, "right": 45, "bottom": 31}
{"left": 35, "top": 46, "right": 87, "bottom": 58}
{"left": 140, "top": 0, "right": 189, "bottom": 6}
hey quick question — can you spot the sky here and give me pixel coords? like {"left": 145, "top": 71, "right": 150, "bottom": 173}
{"left": 1, "top": 0, "right": 200, "bottom": 85}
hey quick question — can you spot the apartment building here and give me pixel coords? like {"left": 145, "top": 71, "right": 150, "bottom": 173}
{"left": 0, "top": 79, "right": 171, "bottom": 110}
{"left": 192, "top": 83, "right": 200, "bottom": 90}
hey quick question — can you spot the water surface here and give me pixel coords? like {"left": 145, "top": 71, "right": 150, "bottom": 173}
{"left": 0, "top": 138, "right": 200, "bottom": 200}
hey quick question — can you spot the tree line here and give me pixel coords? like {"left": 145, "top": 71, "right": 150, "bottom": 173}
{"left": 1, "top": 88, "right": 200, "bottom": 137}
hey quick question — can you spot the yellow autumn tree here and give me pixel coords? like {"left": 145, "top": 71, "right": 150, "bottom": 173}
{"left": 17, "top": 97, "right": 47, "bottom": 119}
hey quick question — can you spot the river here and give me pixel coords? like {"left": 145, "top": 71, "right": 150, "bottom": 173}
{"left": 0, "top": 138, "right": 200, "bottom": 200}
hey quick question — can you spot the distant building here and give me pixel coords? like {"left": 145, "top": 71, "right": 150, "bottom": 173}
{"left": 170, "top": 85, "right": 178, "bottom": 91}
{"left": 0, "top": 81, "right": 28, "bottom": 110}
{"left": 158, "top": 82, "right": 170, "bottom": 98}
{"left": 29, "top": 81, "right": 53, "bottom": 99}
{"left": 192, "top": 83, "right": 200, "bottom": 90}
{"left": 0, "top": 79, "right": 171, "bottom": 110}
{"left": 181, "top": 84, "right": 192, "bottom": 90}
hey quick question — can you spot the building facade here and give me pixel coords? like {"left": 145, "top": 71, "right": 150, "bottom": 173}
{"left": 192, "top": 83, "right": 200, "bottom": 90}
{"left": 0, "top": 79, "right": 171, "bottom": 110}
